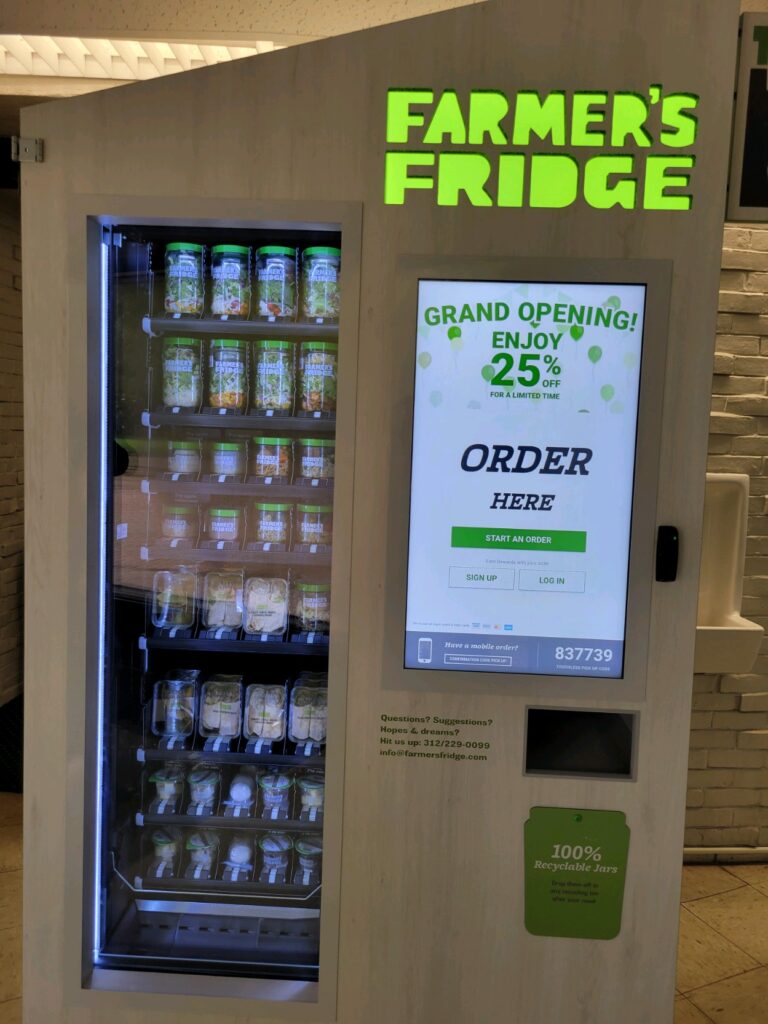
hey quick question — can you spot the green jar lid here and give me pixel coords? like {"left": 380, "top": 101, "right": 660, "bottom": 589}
{"left": 254, "top": 502, "right": 292, "bottom": 512}
{"left": 257, "top": 246, "right": 295, "bottom": 257}
{"left": 211, "top": 244, "right": 250, "bottom": 256}
{"left": 253, "top": 436, "right": 292, "bottom": 445}
{"left": 164, "top": 336, "right": 198, "bottom": 346}
{"left": 296, "top": 582, "right": 331, "bottom": 592}
{"left": 300, "top": 438, "right": 336, "bottom": 448}
{"left": 303, "top": 247, "right": 341, "bottom": 258}
{"left": 209, "top": 508, "right": 241, "bottom": 517}
{"left": 169, "top": 440, "right": 199, "bottom": 450}
{"left": 211, "top": 442, "right": 244, "bottom": 451}
{"left": 164, "top": 505, "right": 196, "bottom": 515}
{"left": 298, "top": 504, "right": 332, "bottom": 513}
{"left": 210, "top": 338, "right": 246, "bottom": 349}
{"left": 256, "top": 339, "right": 294, "bottom": 350}
{"left": 166, "top": 242, "right": 204, "bottom": 253}
{"left": 301, "top": 341, "right": 338, "bottom": 352}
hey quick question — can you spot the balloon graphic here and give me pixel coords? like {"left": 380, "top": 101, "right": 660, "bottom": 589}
{"left": 600, "top": 384, "right": 615, "bottom": 401}
{"left": 588, "top": 346, "right": 602, "bottom": 364}
{"left": 417, "top": 352, "right": 432, "bottom": 369}
{"left": 481, "top": 364, "right": 495, "bottom": 382}
{"left": 570, "top": 326, "right": 584, "bottom": 340}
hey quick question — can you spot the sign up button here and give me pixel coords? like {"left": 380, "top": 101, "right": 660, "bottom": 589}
{"left": 518, "top": 570, "right": 586, "bottom": 593}
{"left": 449, "top": 566, "right": 515, "bottom": 590}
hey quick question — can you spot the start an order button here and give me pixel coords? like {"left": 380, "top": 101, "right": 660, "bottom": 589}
{"left": 518, "top": 569, "right": 586, "bottom": 593}
{"left": 449, "top": 566, "right": 516, "bottom": 590}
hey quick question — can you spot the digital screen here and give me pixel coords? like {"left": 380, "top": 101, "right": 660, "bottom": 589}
{"left": 404, "top": 278, "right": 646, "bottom": 678}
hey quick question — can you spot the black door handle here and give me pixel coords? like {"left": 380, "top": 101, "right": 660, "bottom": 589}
{"left": 655, "top": 525, "right": 679, "bottom": 582}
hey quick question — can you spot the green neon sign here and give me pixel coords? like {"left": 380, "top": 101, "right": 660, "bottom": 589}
{"left": 384, "top": 87, "right": 699, "bottom": 210}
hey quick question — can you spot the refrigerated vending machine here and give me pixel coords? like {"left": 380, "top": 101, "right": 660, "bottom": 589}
{"left": 21, "top": 1, "right": 739, "bottom": 1022}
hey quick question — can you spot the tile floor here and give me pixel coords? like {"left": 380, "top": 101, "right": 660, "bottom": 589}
{"left": 1, "top": 790, "right": 768, "bottom": 1023}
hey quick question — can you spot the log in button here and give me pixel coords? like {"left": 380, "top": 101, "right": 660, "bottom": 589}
{"left": 518, "top": 570, "right": 586, "bottom": 593}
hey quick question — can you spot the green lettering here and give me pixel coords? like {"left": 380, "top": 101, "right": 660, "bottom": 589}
{"left": 497, "top": 154, "right": 524, "bottom": 207}
{"left": 512, "top": 92, "right": 566, "bottom": 146}
{"left": 437, "top": 153, "right": 492, "bottom": 206}
{"left": 643, "top": 155, "right": 694, "bottom": 210}
{"left": 754, "top": 26, "right": 768, "bottom": 66}
{"left": 424, "top": 90, "right": 467, "bottom": 144}
{"left": 386, "top": 89, "right": 434, "bottom": 143}
{"left": 583, "top": 155, "right": 636, "bottom": 209}
{"left": 384, "top": 152, "right": 435, "bottom": 205}
{"left": 660, "top": 94, "right": 699, "bottom": 148}
{"left": 468, "top": 90, "right": 509, "bottom": 144}
{"left": 571, "top": 92, "right": 607, "bottom": 146}
{"left": 529, "top": 155, "right": 578, "bottom": 209}
{"left": 425, "top": 307, "right": 441, "bottom": 326}
{"left": 611, "top": 94, "right": 652, "bottom": 147}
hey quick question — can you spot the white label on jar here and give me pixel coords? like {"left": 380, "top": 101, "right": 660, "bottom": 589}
{"left": 169, "top": 452, "right": 201, "bottom": 474}
{"left": 212, "top": 453, "right": 241, "bottom": 474}
{"left": 164, "top": 359, "right": 196, "bottom": 373}
{"left": 211, "top": 517, "right": 238, "bottom": 536}
{"left": 168, "top": 264, "right": 198, "bottom": 278}
{"left": 259, "top": 266, "right": 287, "bottom": 280}
{"left": 303, "top": 595, "right": 329, "bottom": 609}
{"left": 212, "top": 264, "right": 243, "bottom": 280}
{"left": 308, "top": 265, "right": 338, "bottom": 283}
{"left": 302, "top": 362, "right": 335, "bottom": 376}
{"left": 212, "top": 359, "right": 243, "bottom": 373}
{"left": 164, "top": 517, "right": 190, "bottom": 534}
{"left": 302, "top": 456, "right": 325, "bottom": 468}
{"left": 259, "top": 520, "right": 286, "bottom": 533}
{"left": 257, "top": 455, "right": 280, "bottom": 468}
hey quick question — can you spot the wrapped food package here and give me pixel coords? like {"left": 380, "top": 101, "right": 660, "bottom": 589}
{"left": 151, "top": 827, "right": 182, "bottom": 863}
{"left": 203, "top": 571, "right": 244, "bottom": 629}
{"left": 243, "top": 577, "right": 289, "bottom": 635}
{"left": 229, "top": 772, "right": 256, "bottom": 806}
{"left": 187, "top": 767, "right": 220, "bottom": 806}
{"left": 200, "top": 676, "right": 243, "bottom": 738}
{"left": 225, "top": 835, "right": 253, "bottom": 866}
{"left": 288, "top": 684, "right": 328, "bottom": 745}
{"left": 245, "top": 683, "right": 286, "bottom": 741}
{"left": 186, "top": 830, "right": 219, "bottom": 869}
{"left": 297, "top": 773, "right": 325, "bottom": 812}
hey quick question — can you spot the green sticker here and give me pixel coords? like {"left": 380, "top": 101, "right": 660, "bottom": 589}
{"left": 588, "top": 346, "right": 603, "bottom": 364}
{"left": 524, "top": 807, "right": 630, "bottom": 940}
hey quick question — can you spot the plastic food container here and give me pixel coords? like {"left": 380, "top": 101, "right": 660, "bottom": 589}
{"left": 250, "top": 437, "right": 292, "bottom": 481}
{"left": 228, "top": 773, "right": 256, "bottom": 808}
{"left": 210, "top": 244, "right": 251, "bottom": 318}
{"left": 149, "top": 765, "right": 185, "bottom": 803}
{"left": 210, "top": 441, "right": 246, "bottom": 477}
{"left": 187, "top": 767, "right": 220, "bottom": 807}
{"left": 297, "top": 775, "right": 325, "bottom": 814}
{"left": 186, "top": 831, "right": 219, "bottom": 870}
{"left": 162, "top": 337, "right": 202, "bottom": 409}
{"left": 208, "top": 339, "right": 247, "bottom": 410}
{"left": 202, "top": 571, "right": 244, "bottom": 629}
{"left": 206, "top": 507, "right": 242, "bottom": 544}
{"left": 288, "top": 684, "right": 328, "bottom": 745}
{"left": 151, "top": 677, "right": 197, "bottom": 740}
{"left": 225, "top": 835, "right": 253, "bottom": 866}
{"left": 259, "top": 832, "right": 292, "bottom": 873}
{"left": 167, "top": 439, "right": 201, "bottom": 476}
{"left": 161, "top": 504, "right": 198, "bottom": 541}
{"left": 255, "top": 246, "right": 297, "bottom": 320}
{"left": 296, "top": 504, "right": 332, "bottom": 547}
{"left": 297, "top": 438, "right": 335, "bottom": 481}
{"left": 253, "top": 502, "right": 291, "bottom": 546}
{"left": 165, "top": 243, "right": 204, "bottom": 317}
{"left": 298, "top": 341, "right": 338, "bottom": 413}
{"left": 245, "top": 683, "right": 287, "bottom": 742}
{"left": 292, "top": 582, "right": 331, "bottom": 633}
{"left": 151, "top": 569, "right": 196, "bottom": 629}
{"left": 151, "top": 827, "right": 182, "bottom": 864}
{"left": 259, "top": 772, "right": 292, "bottom": 810}
{"left": 301, "top": 246, "right": 341, "bottom": 321}
{"left": 200, "top": 676, "right": 243, "bottom": 740}
{"left": 294, "top": 837, "right": 323, "bottom": 883}
{"left": 243, "top": 577, "right": 289, "bottom": 635}
{"left": 254, "top": 340, "right": 294, "bottom": 412}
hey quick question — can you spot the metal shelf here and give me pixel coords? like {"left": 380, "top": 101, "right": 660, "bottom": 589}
{"left": 143, "top": 410, "right": 335, "bottom": 433}
{"left": 141, "top": 478, "right": 334, "bottom": 501}
{"left": 143, "top": 316, "right": 338, "bottom": 340}
{"left": 136, "top": 812, "right": 322, "bottom": 832}
{"left": 143, "top": 634, "right": 328, "bottom": 657}
{"left": 137, "top": 747, "right": 326, "bottom": 768}
{"left": 140, "top": 546, "right": 331, "bottom": 567}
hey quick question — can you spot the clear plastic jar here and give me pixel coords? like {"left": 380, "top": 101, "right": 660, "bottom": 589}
{"left": 254, "top": 339, "right": 294, "bottom": 412}
{"left": 253, "top": 502, "right": 292, "bottom": 545}
{"left": 297, "top": 438, "right": 335, "bottom": 480}
{"left": 165, "top": 243, "right": 204, "bottom": 316}
{"left": 299, "top": 342, "right": 338, "bottom": 413}
{"left": 296, "top": 504, "right": 332, "bottom": 547}
{"left": 210, "top": 244, "right": 250, "bottom": 318}
{"left": 206, "top": 507, "right": 242, "bottom": 543}
{"left": 187, "top": 768, "right": 220, "bottom": 807}
{"left": 167, "top": 439, "right": 201, "bottom": 476}
{"left": 208, "top": 339, "right": 247, "bottom": 410}
{"left": 151, "top": 570, "right": 197, "bottom": 629}
{"left": 162, "top": 337, "right": 202, "bottom": 409}
{"left": 297, "top": 776, "right": 325, "bottom": 814}
{"left": 293, "top": 582, "right": 331, "bottom": 632}
{"left": 259, "top": 773, "right": 292, "bottom": 810}
{"left": 255, "top": 246, "right": 297, "bottom": 320}
{"left": 210, "top": 441, "right": 246, "bottom": 477}
{"left": 259, "top": 832, "right": 292, "bottom": 872}
{"left": 301, "top": 246, "right": 341, "bottom": 322}
{"left": 161, "top": 504, "right": 198, "bottom": 541}
{"left": 294, "top": 837, "right": 323, "bottom": 881}
{"left": 250, "top": 437, "right": 292, "bottom": 480}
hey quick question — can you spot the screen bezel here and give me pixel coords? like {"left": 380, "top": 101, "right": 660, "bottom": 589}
{"left": 380, "top": 256, "right": 671, "bottom": 703}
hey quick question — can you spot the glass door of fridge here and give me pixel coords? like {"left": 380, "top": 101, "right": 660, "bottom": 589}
{"left": 93, "top": 219, "right": 342, "bottom": 987}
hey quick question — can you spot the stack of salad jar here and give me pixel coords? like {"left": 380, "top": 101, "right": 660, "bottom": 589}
{"left": 160, "top": 336, "right": 337, "bottom": 415}
{"left": 157, "top": 498, "right": 332, "bottom": 550}
{"left": 163, "top": 242, "right": 341, "bottom": 323}
{"left": 165, "top": 436, "right": 335, "bottom": 483}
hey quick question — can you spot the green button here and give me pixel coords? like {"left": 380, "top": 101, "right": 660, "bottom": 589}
{"left": 451, "top": 527, "right": 587, "bottom": 552}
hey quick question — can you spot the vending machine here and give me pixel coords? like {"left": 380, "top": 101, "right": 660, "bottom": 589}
{"left": 20, "top": 1, "right": 739, "bottom": 1022}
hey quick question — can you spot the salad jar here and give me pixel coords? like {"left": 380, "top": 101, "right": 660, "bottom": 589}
{"left": 210, "top": 244, "right": 251, "bottom": 318}
{"left": 187, "top": 768, "right": 220, "bottom": 807}
{"left": 294, "top": 837, "right": 323, "bottom": 884}
{"left": 253, "top": 339, "right": 294, "bottom": 412}
{"left": 255, "top": 246, "right": 297, "bottom": 320}
{"left": 151, "top": 676, "right": 197, "bottom": 740}
{"left": 250, "top": 437, "right": 293, "bottom": 481}
{"left": 151, "top": 827, "right": 182, "bottom": 866}
{"left": 150, "top": 766, "right": 185, "bottom": 804}
{"left": 259, "top": 832, "right": 293, "bottom": 875}
{"left": 208, "top": 339, "right": 247, "bottom": 410}
{"left": 151, "top": 569, "right": 196, "bottom": 629}
{"left": 210, "top": 441, "right": 246, "bottom": 477}
{"left": 301, "top": 246, "right": 341, "bottom": 321}
{"left": 293, "top": 582, "right": 331, "bottom": 633}
{"left": 296, "top": 504, "right": 332, "bottom": 547}
{"left": 161, "top": 504, "right": 198, "bottom": 541}
{"left": 297, "top": 775, "right": 325, "bottom": 815}
{"left": 253, "top": 502, "right": 291, "bottom": 546}
{"left": 298, "top": 341, "right": 338, "bottom": 413}
{"left": 167, "top": 439, "right": 201, "bottom": 476}
{"left": 259, "top": 773, "right": 292, "bottom": 812}
{"left": 162, "top": 337, "right": 202, "bottom": 409}
{"left": 297, "top": 438, "right": 335, "bottom": 481}
{"left": 165, "top": 243, "right": 204, "bottom": 317}
{"left": 206, "top": 506, "right": 242, "bottom": 543}
{"left": 186, "top": 831, "right": 219, "bottom": 871}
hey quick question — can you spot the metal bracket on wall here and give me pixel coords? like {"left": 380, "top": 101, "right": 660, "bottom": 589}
{"left": 11, "top": 137, "right": 44, "bottom": 163}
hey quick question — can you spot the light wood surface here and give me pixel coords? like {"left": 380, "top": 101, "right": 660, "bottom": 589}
{"left": 20, "top": 0, "right": 740, "bottom": 1022}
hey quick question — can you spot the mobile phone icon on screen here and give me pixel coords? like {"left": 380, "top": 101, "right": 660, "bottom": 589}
{"left": 417, "top": 637, "right": 433, "bottom": 664}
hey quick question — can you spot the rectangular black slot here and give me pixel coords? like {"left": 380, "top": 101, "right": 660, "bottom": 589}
{"left": 525, "top": 708, "right": 635, "bottom": 779}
